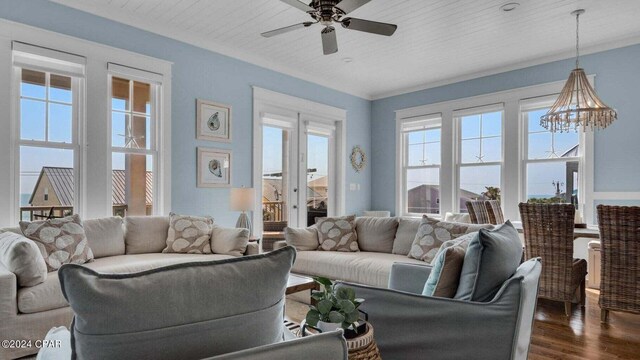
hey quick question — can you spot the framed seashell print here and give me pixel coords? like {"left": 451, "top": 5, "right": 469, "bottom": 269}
{"left": 196, "top": 99, "right": 232, "bottom": 142}
{"left": 197, "top": 147, "right": 231, "bottom": 188}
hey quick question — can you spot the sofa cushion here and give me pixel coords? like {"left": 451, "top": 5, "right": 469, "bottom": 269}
{"left": 0, "top": 232, "right": 47, "bottom": 287}
{"left": 17, "top": 253, "right": 235, "bottom": 314}
{"left": 454, "top": 221, "right": 523, "bottom": 302}
{"left": 409, "top": 216, "right": 492, "bottom": 263}
{"left": 19, "top": 215, "right": 94, "bottom": 272}
{"left": 0, "top": 227, "right": 23, "bottom": 235}
{"left": 124, "top": 216, "right": 170, "bottom": 254}
{"left": 444, "top": 212, "right": 471, "bottom": 223}
{"left": 355, "top": 217, "right": 398, "bottom": 253}
{"left": 285, "top": 226, "right": 319, "bottom": 251}
{"left": 422, "top": 245, "right": 465, "bottom": 298}
{"left": 83, "top": 217, "right": 125, "bottom": 258}
{"left": 292, "top": 251, "right": 425, "bottom": 288}
{"left": 59, "top": 247, "right": 296, "bottom": 360}
{"left": 211, "top": 226, "right": 249, "bottom": 256}
{"left": 316, "top": 215, "right": 359, "bottom": 252}
{"left": 163, "top": 213, "right": 214, "bottom": 254}
{"left": 392, "top": 218, "right": 421, "bottom": 255}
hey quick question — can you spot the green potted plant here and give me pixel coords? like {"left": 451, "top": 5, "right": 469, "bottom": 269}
{"left": 304, "top": 276, "right": 366, "bottom": 339}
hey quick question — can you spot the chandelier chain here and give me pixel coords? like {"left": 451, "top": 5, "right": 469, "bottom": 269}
{"left": 575, "top": 11, "right": 580, "bottom": 69}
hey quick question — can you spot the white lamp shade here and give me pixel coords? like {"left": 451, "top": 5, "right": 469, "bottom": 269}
{"left": 230, "top": 188, "right": 255, "bottom": 211}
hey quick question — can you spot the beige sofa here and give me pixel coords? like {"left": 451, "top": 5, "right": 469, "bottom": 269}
{"left": 274, "top": 217, "right": 428, "bottom": 288}
{"left": 0, "top": 216, "right": 258, "bottom": 360}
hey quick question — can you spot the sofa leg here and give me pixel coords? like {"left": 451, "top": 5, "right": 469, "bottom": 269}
{"left": 564, "top": 301, "right": 572, "bottom": 316}
{"left": 580, "top": 280, "right": 586, "bottom": 307}
{"left": 601, "top": 309, "right": 609, "bottom": 323}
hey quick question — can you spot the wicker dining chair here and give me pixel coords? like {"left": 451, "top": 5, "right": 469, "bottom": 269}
{"left": 597, "top": 205, "right": 640, "bottom": 323}
{"left": 485, "top": 200, "right": 505, "bottom": 225}
{"left": 519, "top": 203, "right": 587, "bottom": 316}
{"left": 466, "top": 200, "right": 491, "bottom": 224}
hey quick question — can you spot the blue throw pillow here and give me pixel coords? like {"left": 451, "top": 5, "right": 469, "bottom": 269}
{"left": 454, "top": 221, "right": 523, "bottom": 302}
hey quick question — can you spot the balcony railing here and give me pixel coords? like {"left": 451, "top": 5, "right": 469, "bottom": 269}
{"left": 263, "top": 201, "right": 285, "bottom": 222}
{"left": 20, "top": 206, "right": 73, "bottom": 221}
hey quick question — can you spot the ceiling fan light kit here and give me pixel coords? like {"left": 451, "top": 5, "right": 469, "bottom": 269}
{"left": 541, "top": 9, "right": 617, "bottom": 132}
{"left": 262, "top": 0, "right": 398, "bottom": 55}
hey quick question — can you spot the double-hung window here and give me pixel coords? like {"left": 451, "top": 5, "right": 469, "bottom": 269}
{"left": 13, "top": 44, "right": 85, "bottom": 221}
{"left": 455, "top": 106, "right": 503, "bottom": 212}
{"left": 109, "top": 64, "right": 161, "bottom": 217}
{"left": 522, "top": 101, "right": 582, "bottom": 206}
{"left": 401, "top": 115, "right": 442, "bottom": 215}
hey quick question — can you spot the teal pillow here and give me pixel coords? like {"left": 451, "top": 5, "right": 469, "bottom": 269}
{"left": 454, "top": 221, "right": 523, "bottom": 302}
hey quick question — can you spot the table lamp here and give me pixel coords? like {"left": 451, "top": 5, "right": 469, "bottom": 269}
{"left": 230, "top": 187, "right": 255, "bottom": 236}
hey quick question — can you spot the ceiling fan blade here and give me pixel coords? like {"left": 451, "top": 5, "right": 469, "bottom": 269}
{"left": 321, "top": 26, "right": 338, "bottom": 55}
{"left": 261, "top": 22, "right": 314, "bottom": 38}
{"left": 280, "top": 0, "right": 314, "bottom": 12}
{"left": 335, "top": 0, "right": 371, "bottom": 14}
{"left": 341, "top": 17, "right": 397, "bottom": 36}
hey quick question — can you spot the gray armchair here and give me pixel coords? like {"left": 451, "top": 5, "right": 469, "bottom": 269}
{"left": 336, "top": 258, "right": 542, "bottom": 360}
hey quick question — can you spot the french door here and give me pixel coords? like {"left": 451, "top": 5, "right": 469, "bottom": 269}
{"left": 260, "top": 113, "right": 336, "bottom": 233}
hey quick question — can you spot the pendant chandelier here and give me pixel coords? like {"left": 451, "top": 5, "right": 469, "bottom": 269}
{"left": 540, "top": 9, "right": 617, "bottom": 132}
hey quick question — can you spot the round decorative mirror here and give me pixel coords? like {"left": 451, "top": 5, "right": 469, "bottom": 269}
{"left": 350, "top": 146, "right": 366, "bottom": 173}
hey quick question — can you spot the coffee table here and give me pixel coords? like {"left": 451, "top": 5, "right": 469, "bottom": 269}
{"left": 286, "top": 274, "right": 318, "bottom": 295}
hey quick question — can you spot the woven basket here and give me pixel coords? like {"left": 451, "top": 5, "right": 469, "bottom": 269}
{"left": 346, "top": 322, "right": 381, "bottom": 360}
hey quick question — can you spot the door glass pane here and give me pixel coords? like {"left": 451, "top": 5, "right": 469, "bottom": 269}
{"left": 20, "top": 146, "right": 74, "bottom": 221}
{"left": 307, "top": 134, "right": 329, "bottom": 226}
{"left": 526, "top": 161, "right": 579, "bottom": 206}
{"left": 112, "top": 153, "right": 153, "bottom": 217}
{"left": 407, "top": 168, "right": 440, "bottom": 214}
{"left": 262, "top": 126, "right": 290, "bottom": 249}
{"left": 459, "top": 165, "right": 501, "bottom": 212}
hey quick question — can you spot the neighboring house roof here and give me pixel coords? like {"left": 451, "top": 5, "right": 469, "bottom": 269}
{"left": 30, "top": 167, "right": 152, "bottom": 206}
{"left": 561, "top": 144, "right": 579, "bottom": 158}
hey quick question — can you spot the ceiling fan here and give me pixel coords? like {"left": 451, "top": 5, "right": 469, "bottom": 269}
{"left": 261, "top": 0, "right": 398, "bottom": 55}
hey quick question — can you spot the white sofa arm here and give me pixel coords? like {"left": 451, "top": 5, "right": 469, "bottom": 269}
{"left": 0, "top": 262, "right": 18, "bottom": 319}
{"left": 245, "top": 242, "right": 259, "bottom": 256}
{"left": 273, "top": 241, "right": 287, "bottom": 250}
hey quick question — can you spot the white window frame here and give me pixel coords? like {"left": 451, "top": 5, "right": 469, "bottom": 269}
{"left": 520, "top": 96, "right": 586, "bottom": 209}
{"left": 0, "top": 20, "right": 172, "bottom": 226}
{"left": 107, "top": 65, "right": 162, "bottom": 216}
{"left": 395, "top": 78, "right": 596, "bottom": 223}
{"left": 453, "top": 104, "right": 505, "bottom": 213}
{"left": 11, "top": 46, "right": 86, "bottom": 222}
{"left": 399, "top": 114, "right": 442, "bottom": 217}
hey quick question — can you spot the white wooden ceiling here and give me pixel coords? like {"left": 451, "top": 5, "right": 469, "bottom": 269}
{"left": 51, "top": 0, "right": 640, "bottom": 99}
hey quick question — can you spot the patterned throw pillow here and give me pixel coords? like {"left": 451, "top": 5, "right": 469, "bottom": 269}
{"left": 316, "top": 215, "right": 359, "bottom": 252}
{"left": 162, "top": 213, "right": 213, "bottom": 254}
{"left": 19, "top": 214, "right": 94, "bottom": 272}
{"left": 408, "top": 216, "right": 492, "bottom": 263}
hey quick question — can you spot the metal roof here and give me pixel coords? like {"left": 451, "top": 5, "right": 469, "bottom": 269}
{"left": 31, "top": 167, "right": 152, "bottom": 206}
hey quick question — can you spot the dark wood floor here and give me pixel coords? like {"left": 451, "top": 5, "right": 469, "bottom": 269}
{"left": 530, "top": 289, "right": 640, "bottom": 359}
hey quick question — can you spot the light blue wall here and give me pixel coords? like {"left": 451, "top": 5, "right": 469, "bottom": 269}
{"left": 371, "top": 44, "right": 640, "bottom": 214}
{"left": 0, "top": 0, "right": 372, "bottom": 226}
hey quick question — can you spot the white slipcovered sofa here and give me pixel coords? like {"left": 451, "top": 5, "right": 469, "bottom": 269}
{"left": 0, "top": 216, "right": 258, "bottom": 360}
{"left": 274, "top": 217, "right": 429, "bottom": 288}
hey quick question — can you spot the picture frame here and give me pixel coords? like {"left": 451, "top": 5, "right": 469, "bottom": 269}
{"left": 196, "top": 99, "right": 232, "bottom": 142}
{"left": 197, "top": 147, "right": 232, "bottom": 188}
